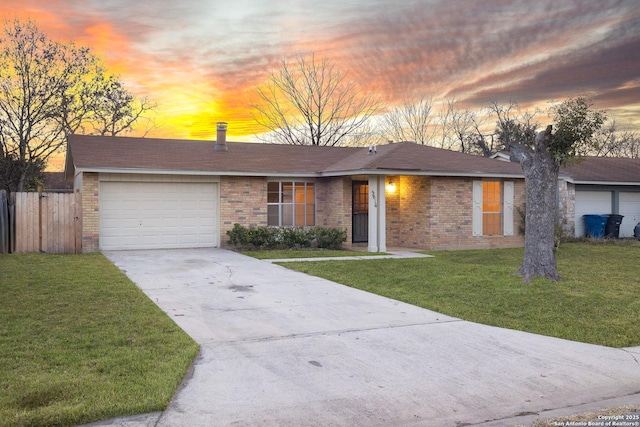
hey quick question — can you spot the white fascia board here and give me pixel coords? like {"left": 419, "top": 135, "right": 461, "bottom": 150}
{"left": 75, "top": 166, "right": 526, "bottom": 180}
{"left": 319, "top": 169, "right": 525, "bottom": 179}
{"left": 570, "top": 180, "right": 640, "bottom": 186}
{"left": 245, "top": 172, "right": 319, "bottom": 178}
{"left": 75, "top": 167, "right": 217, "bottom": 176}
{"left": 74, "top": 167, "right": 318, "bottom": 178}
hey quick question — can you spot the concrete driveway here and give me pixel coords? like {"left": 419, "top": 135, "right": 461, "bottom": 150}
{"left": 97, "top": 248, "right": 640, "bottom": 427}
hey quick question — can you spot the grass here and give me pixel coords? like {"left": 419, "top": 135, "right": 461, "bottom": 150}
{"left": 0, "top": 253, "right": 199, "bottom": 427}
{"left": 242, "top": 249, "right": 387, "bottom": 259}
{"left": 281, "top": 242, "right": 640, "bottom": 348}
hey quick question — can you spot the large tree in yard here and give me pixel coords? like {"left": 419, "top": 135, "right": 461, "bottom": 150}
{"left": 497, "top": 98, "right": 605, "bottom": 283}
{"left": 0, "top": 19, "right": 154, "bottom": 192}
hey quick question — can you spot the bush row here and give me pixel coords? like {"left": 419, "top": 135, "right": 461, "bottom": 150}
{"left": 226, "top": 223, "right": 347, "bottom": 250}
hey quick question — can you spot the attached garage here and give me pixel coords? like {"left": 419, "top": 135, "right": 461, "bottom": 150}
{"left": 574, "top": 189, "right": 640, "bottom": 238}
{"left": 99, "top": 176, "right": 219, "bottom": 250}
{"left": 619, "top": 192, "right": 640, "bottom": 237}
{"left": 574, "top": 190, "right": 612, "bottom": 237}
{"left": 564, "top": 157, "right": 640, "bottom": 239}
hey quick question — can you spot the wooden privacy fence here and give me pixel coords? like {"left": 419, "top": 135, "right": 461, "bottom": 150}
{"left": 13, "top": 191, "right": 82, "bottom": 254}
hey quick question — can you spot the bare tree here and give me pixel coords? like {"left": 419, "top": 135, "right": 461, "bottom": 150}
{"left": 253, "top": 54, "right": 379, "bottom": 146}
{"left": 496, "top": 98, "right": 605, "bottom": 282}
{"left": 468, "top": 112, "right": 497, "bottom": 157}
{"left": 493, "top": 101, "right": 539, "bottom": 149}
{"left": 380, "top": 95, "right": 436, "bottom": 144}
{"left": 439, "top": 99, "right": 497, "bottom": 156}
{"left": 611, "top": 129, "right": 640, "bottom": 158}
{"left": 0, "top": 19, "right": 155, "bottom": 191}
{"left": 440, "top": 99, "right": 472, "bottom": 152}
{"left": 339, "top": 121, "right": 386, "bottom": 147}
{"left": 582, "top": 119, "right": 640, "bottom": 158}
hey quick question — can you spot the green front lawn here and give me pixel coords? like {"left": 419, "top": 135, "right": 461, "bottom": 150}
{"left": 281, "top": 243, "right": 640, "bottom": 348}
{"left": 242, "top": 249, "right": 387, "bottom": 259}
{"left": 0, "top": 253, "right": 199, "bottom": 427}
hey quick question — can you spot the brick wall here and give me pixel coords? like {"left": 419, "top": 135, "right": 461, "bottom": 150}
{"left": 316, "top": 177, "right": 353, "bottom": 246}
{"left": 386, "top": 176, "right": 431, "bottom": 248}
{"left": 428, "top": 177, "right": 525, "bottom": 250}
{"left": 385, "top": 175, "right": 525, "bottom": 250}
{"left": 78, "top": 172, "right": 99, "bottom": 253}
{"left": 428, "top": 177, "right": 474, "bottom": 250}
{"left": 317, "top": 175, "right": 525, "bottom": 251}
{"left": 510, "top": 178, "right": 527, "bottom": 246}
{"left": 219, "top": 176, "right": 268, "bottom": 246}
{"left": 513, "top": 179, "right": 527, "bottom": 238}
{"left": 75, "top": 171, "right": 526, "bottom": 253}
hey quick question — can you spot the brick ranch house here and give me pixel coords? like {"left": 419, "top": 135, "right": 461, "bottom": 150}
{"left": 64, "top": 125, "right": 530, "bottom": 253}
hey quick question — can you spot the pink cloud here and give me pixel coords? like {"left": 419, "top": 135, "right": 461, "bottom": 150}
{"left": 2, "top": 0, "right": 639, "bottom": 139}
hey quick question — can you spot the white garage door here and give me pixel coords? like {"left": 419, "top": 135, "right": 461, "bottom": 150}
{"left": 619, "top": 192, "right": 640, "bottom": 238}
{"left": 100, "top": 181, "right": 218, "bottom": 250}
{"left": 574, "top": 191, "right": 611, "bottom": 237}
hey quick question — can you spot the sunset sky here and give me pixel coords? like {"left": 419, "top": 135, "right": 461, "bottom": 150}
{"left": 3, "top": 0, "right": 640, "bottom": 144}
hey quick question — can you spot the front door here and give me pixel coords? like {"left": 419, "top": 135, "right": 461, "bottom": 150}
{"left": 352, "top": 181, "right": 368, "bottom": 243}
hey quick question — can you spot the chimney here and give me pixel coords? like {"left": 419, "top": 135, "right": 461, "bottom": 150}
{"left": 215, "top": 122, "right": 228, "bottom": 151}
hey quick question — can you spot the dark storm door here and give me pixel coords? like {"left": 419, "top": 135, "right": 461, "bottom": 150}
{"left": 352, "top": 181, "right": 369, "bottom": 243}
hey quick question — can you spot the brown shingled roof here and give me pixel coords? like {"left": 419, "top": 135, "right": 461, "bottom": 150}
{"left": 65, "top": 134, "right": 527, "bottom": 179}
{"left": 65, "top": 134, "right": 356, "bottom": 176}
{"left": 325, "top": 142, "right": 524, "bottom": 175}
{"left": 563, "top": 157, "right": 640, "bottom": 183}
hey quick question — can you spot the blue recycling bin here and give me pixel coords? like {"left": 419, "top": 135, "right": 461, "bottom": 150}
{"left": 583, "top": 214, "right": 609, "bottom": 238}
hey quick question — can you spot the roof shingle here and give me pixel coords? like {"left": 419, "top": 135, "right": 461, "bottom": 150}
{"left": 562, "top": 157, "right": 640, "bottom": 183}
{"left": 65, "top": 135, "right": 525, "bottom": 178}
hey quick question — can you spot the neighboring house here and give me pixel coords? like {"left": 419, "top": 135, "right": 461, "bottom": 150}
{"left": 64, "top": 125, "right": 527, "bottom": 253}
{"left": 491, "top": 152, "right": 640, "bottom": 238}
{"left": 560, "top": 157, "right": 640, "bottom": 238}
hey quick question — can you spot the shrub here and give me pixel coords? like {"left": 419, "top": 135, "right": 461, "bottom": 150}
{"left": 246, "top": 225, "right": 276, "bottom": 248}
{"left": 277, "top": 227, "right": 313, "bottom": 248}
{"left": 226, "top": 224, "right": 347, "bottom": 250}
{"left": 311, "top": 226, "right": 348, "bottom": 250}
{"left": 227, "top": 223, "right": 248, "bottom": 245}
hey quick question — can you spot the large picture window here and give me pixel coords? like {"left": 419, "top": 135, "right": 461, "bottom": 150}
{"left": 267, "top": 181, "right": 315, "bottom": 226}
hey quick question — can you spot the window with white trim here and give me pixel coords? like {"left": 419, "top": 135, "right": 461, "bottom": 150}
{"left": 472, "top": 180, "right": 514, "bottom": 237}
{"left": 267, "top": 181, "right": 315, "bottom": 226}
{"left": 483, "top": 181, "right": 502, "bottom": 235}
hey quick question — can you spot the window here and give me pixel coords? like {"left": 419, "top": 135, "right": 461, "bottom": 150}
{"left": 482, "top": 181, "right": 502, "bottom": 235}
{"left": 267, "top": 181, "right": 315, "bottom": 226}
{"left": 472, "top": 180, "right": 514, "bottom": 237}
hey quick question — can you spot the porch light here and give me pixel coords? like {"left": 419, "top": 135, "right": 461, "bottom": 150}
{"left": 386, "top": 179, "right": 396, "bottom": 193}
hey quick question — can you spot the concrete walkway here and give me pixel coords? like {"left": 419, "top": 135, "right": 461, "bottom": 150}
{"left": 86, "top": 248, "right": 640, "bottom": 427}
{"left": 262, "top": 249, "right": 432, "bottom": 263}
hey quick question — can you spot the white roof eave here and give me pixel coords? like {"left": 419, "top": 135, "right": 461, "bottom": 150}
{"left": 73, "top": 165, "right": 528, "bottom": 180}
{"left": 570, "top": 180, "right": 640, "bottom": 186}
{"left": 319, "top": 169, "right": 525, "bottom": 179}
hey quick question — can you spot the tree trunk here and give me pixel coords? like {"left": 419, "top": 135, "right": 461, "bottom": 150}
{"left": 517, "top": 157, "right": 561, "bottom": 282}
{"left": 511, "top": 126, "right": 561, "bottom": 283}
{"left": 17, "top": 168, "right": 27, "bottom": 193}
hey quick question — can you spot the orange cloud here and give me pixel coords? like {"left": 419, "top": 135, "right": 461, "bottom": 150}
{"left": 3, "top": 0, "right": 640, "bottom": 153}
